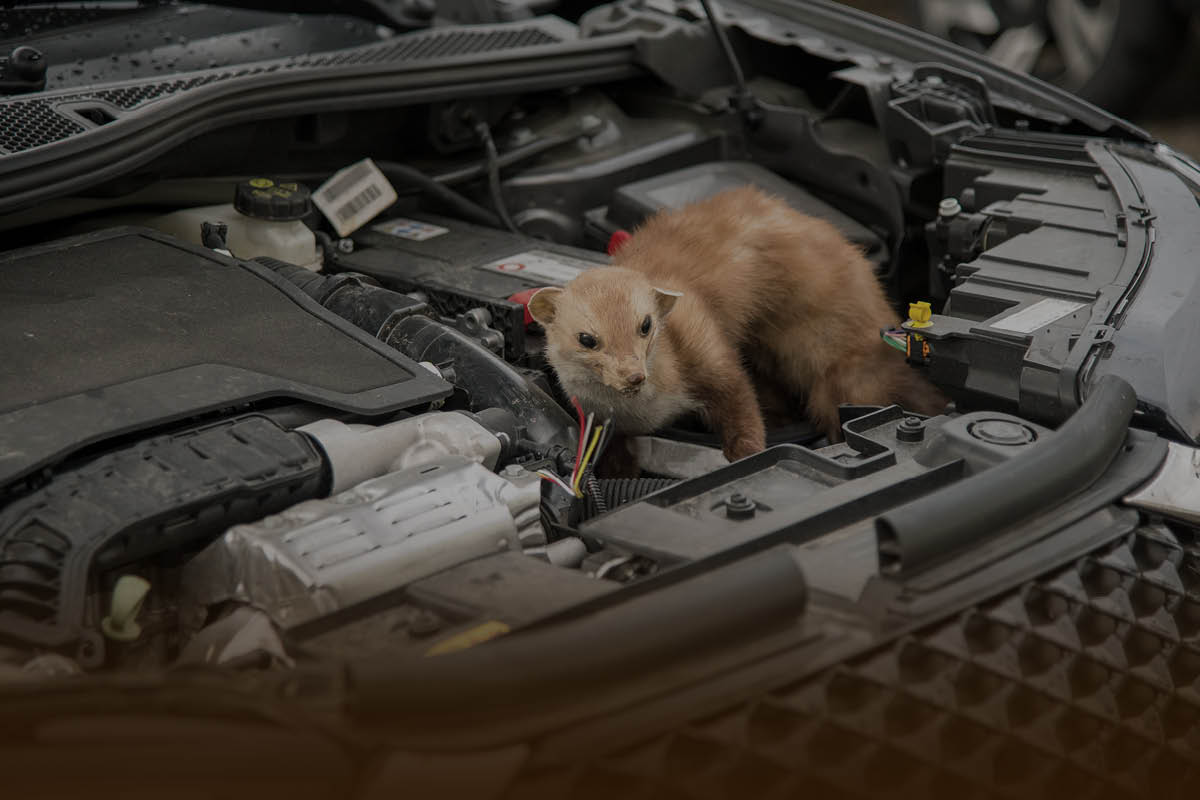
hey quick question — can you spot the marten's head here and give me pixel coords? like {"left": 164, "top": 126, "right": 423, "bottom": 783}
{"left": 529, "top": 267, "right": 680, "bottom": 397}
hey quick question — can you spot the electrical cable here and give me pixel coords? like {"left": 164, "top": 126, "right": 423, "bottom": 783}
{"left": 573, "top": 411, "right": 594, "bottom": 489}
{"left": 371, "top": 161, "right": 501, "bottom": 228}
{"left": 573, "top": 424, "right": 604, "bottom": 496}
{"left": 537, "top": 470, "right": 576, "bottom": 496}
{"left": 575, "top": 414, "right": 596, "bottom": 487}
{"left": 592, "top": 416, "right": 615, "bottom": 467}
{"left": 569, "top": 397, "right": 587, "bottom": 485}
{"left": 474, "top": 121, "right": 520, "bottom": 234}
{"left": 696, "top": 0, "right": 759, "bottom": 124}
{"left": 697, "top": 0, "right": 747, "bottom": 96}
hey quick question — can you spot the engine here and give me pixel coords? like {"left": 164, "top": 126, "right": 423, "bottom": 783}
{"left": 0, "top": 122, "right": 889, "bottom": 674}
{"left": 3, "top": 62, "right": 1193, "bottom": 690}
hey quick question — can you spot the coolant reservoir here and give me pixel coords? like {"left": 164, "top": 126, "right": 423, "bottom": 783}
{"left": 148, "top": 178, "right": 322, "bottom": 270}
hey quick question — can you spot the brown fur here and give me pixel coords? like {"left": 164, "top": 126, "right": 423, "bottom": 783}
{"left": 529, "top": 186, "right": 946, "bottom": 461}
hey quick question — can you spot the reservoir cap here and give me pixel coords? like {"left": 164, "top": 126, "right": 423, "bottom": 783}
{"left": 234, "top": 178, "right": 313, "bottom": 221}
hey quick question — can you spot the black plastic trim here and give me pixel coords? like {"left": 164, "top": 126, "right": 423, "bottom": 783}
{"left": 349, "top": 544, "right": 806, "bottom": 718}
{"left": 876, "top": 375, "right": 1138, "bottom": 575}
{"left": 0, "top": 28, "right": 640, "bottom": 214}
{"left": 729, "top": 0, "right": 1149, "bottom": 141}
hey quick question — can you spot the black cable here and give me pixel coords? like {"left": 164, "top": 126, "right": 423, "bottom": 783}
{"left": 596, "top": 417, "right": 615, "bottom": 465}
{"left": 696, "top": 0, "right": 761, "bottom": 126}
{"left": 697, "top": 0, "right": 747, "bottom": 94}
{"left": 584, "top": 471, "right": 607, "bottom": 516}
{"left": 371, "top": 160, "right": 502, "bottom": 229}
{"left": 474, "top": 121, "right": 520, "bottom": 234}
{"left": 432, "top": 115, "right": 605, "bottom": 186}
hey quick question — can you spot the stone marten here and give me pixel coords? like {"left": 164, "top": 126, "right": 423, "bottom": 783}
{"left": 529, "top": 186, "right": 946, "bottom": 461}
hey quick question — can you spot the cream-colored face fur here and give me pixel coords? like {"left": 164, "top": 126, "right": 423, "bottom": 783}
{"left": 529, "top": 268, "right": 680, "bottom": 397}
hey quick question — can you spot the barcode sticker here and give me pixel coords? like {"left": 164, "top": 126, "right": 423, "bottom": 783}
{"left": 312, "top": 158, "right": 398, "bottom": 237}
{"left": 476, "top": 250, "right": 600, "bottom": 285}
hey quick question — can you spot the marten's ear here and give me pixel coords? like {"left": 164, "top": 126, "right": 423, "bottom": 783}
{"left": 653, "top": 287, "right": 682, "bottom": 317}
{"left": 528, "top": 287, "right": 563, "bottom": 325}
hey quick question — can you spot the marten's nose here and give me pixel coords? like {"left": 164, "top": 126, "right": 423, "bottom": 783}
{"left": 626, "top": 372, "right": 645, "bottom": 386}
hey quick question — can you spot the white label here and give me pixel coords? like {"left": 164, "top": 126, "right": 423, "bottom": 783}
{"left": 991, "top": 298, "right": 1086, "bottom": 334}
{"left": 312, "top": 158, "right": 398, "bottom": 237}
{"left": 372, "top": 217, "right": 449, "bottom": 241}
{"left": 476, "top": 250, "right": 599, "bottom": 285}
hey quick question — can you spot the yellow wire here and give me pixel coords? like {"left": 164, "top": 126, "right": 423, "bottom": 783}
{"left": 573, "top": 424, "right": 604, "bottom": 496}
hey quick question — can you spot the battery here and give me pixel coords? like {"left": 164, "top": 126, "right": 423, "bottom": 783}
{"left": 586, "top": 161, "right": 885, "bottom": 264}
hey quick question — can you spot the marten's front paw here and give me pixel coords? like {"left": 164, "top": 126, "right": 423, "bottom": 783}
{"left": 723, "top": 434, "right": 765, "bottom": 462}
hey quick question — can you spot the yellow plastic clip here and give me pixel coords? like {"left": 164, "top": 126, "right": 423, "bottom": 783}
{"left": 425, "top": 620, "right": 511, "bottom": 657}
{"left": 907, "top": 301, "right": 933, "bottom": 328}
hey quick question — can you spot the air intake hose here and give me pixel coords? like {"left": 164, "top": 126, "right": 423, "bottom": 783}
{"left": 254, "top": 258, "right": 427, "bottom": 336}
{"left": 258, "top": 259, "right": 576, "bottom": 450}
{"left": 383, "top": 314, "right": 575, "bottom": 449}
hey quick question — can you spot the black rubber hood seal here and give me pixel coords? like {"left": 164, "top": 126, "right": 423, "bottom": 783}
{"left": 876, "top": 375, "right": 1138, "bottom": 576}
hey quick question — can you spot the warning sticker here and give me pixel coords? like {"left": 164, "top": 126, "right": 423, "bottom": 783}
{"left": 477, "top": 250, "right": 600, "bottom": 285}
{"left": 991, "top": 298, "right": 1086, "bottom": 334}
{"left": 373, "top": 217, "right": 449, "bottom": 241}
{"left": 312, "top": 158, "right": 398, "bottom": 237}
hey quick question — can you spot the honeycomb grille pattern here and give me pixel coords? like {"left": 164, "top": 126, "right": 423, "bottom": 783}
{"left": 304, "top": 27, "right": 561, "bottom": 67}
{"left": 0, "top": 24, "right": 564, "bottom": 153}
{"left": 0, "top": 100, "right": 85, "bottom": 154}
{"left": 94, "top": 69, "right": 266, "bottom": 108}
{"left": 504, "top": 523, "right": 1200, "bottom": 799}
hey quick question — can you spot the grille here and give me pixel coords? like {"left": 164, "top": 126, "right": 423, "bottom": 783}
{"left": 0, "top": 22, "right": 566, "bottom": 154}
{"left": 504, "top": 522, "right": 1200, "bottom": 799}
{"left": 0, "top": 100, "right": 85, "bottom": 154}
{"left": 94, "top": 70, "right": 262, "bottom": 108}
{"left": 363, "top": 27, "right": 560, "bottom": 62}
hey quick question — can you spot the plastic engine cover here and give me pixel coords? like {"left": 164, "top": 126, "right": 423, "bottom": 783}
{"left": 180, "top": 456, "right": 542, "bottom": 629}
{"left": 0, "top": 227, "right": 449, "bottom": 488}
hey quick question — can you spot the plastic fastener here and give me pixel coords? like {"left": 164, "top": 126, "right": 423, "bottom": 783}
{"left": 407, "top": 609, "right": 443, "bottom": 638}
{"left": 101, "top": 575, "right": 151, "bottom": 642}
{"left": 908, "top": 301, "right": 933, "bottom": 328}
{"left": 938, "top": 197, "right": 962, "bottom": 219}
{"left": 896, "top": 416, "right": 926, "bottom": 442}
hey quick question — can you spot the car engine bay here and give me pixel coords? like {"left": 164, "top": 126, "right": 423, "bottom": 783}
{"left": 4, "top": 5, "right": 1200, "bottom": 791}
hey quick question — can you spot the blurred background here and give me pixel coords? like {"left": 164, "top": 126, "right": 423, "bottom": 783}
{"left": 837, "top": 0, "right": 1200, "bottom": 156}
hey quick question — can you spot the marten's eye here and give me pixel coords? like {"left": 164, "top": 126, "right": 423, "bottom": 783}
{"left": 639, "top": 315, "right": 652, "bottom": 336}
{"left": 578, "top": 332, "right": 598, "bottom": 349}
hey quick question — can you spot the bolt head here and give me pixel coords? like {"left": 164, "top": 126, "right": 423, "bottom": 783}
{"left": 896, "top": 416, "right": 926, "bottom": 443}
{"left": 407, "top": 610, "right": 442, "bottom": 638}
{"left": 725, "top": 492, "right": 756, "bottom": 519}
